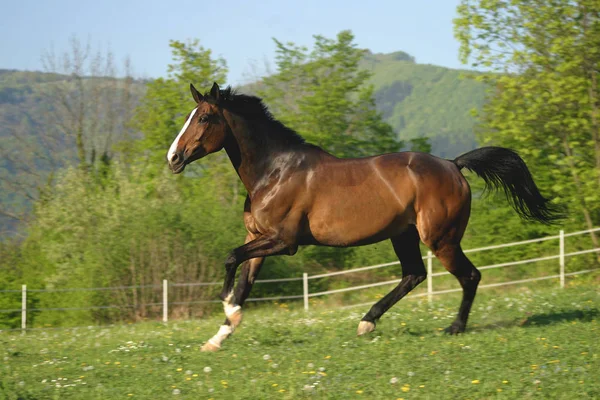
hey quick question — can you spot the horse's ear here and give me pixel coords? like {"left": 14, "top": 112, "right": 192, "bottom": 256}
{"left": 210, "top": 82, "right": 220, "bottom": 102}
{"left": 190, "top": 83, "right": 203, "bottom": 103}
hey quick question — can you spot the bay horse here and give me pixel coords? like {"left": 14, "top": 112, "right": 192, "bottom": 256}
{"left": 167, "top": 82, "right": 559, "bottom": 351}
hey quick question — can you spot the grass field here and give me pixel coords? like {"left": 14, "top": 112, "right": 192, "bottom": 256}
{"left": 1, "top": 281, "right": 598, "bottom": 399}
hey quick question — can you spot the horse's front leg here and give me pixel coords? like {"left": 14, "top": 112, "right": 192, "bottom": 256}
{"left": 201, "top": 234, "right": 293, "bottom": 352}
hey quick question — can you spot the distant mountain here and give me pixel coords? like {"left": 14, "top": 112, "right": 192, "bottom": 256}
{"left": 362, "top": 51, "right": 487, "bottom": 158}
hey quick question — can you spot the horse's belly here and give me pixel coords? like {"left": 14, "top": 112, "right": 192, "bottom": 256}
{"left": 303, "top": 194, "right": 414, "bottom": 247}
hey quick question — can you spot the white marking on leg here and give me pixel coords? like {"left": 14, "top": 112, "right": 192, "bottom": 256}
{"left": 224, "top": 303, "right": 241, "bottom": 318}
{"left": 206, "top": 324, "right": 233, "bottom": 348}
{"left": 167, "top": 107, "right": 198, "bottom": 161}
{"left": 223, "top": 291, "right": 234, "bottom": 305}
{"left": 223, "top": 291, "right": 242, "bottom": 327}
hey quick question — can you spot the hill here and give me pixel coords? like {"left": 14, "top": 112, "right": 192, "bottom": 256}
{"left": 363, "top": 51, "right": 487, "bottom": 158}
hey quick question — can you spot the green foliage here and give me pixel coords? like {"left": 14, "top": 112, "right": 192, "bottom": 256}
{"left": 14, "top": 162, "right": 246, "bottom": 327}
{"left": 257, "top": 30, "right": 399, "bottom": 158}
{"left": 454, "top": 0, "right": 600, "bottom": 251}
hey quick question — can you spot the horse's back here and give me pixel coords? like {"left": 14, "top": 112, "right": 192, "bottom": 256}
{"left": 296, "top": 150, "right": 470, "bottom": 246}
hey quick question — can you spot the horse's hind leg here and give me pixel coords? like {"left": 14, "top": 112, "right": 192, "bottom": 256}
{"left": 357, "top": 225, "right": 427, "bottom": 335}
{"left": 434, "top": 244, "right": 481, "bottom": 334}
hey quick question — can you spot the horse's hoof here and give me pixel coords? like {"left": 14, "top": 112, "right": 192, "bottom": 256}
{"left": 357, "top": 320, "right": 375, "bottom": 336}
{"left": 444, "top": 323, "right": 465, "bottom": 335}
{"left": 200, "top": 341, "right": 220, "bottom": 352}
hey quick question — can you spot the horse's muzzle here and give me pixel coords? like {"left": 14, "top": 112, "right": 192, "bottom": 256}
{"left": 168, "top": 151, "right": 186, "bottom": 174}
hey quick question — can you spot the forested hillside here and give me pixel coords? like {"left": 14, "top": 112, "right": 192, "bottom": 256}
{"left": 364, "top": 50, "right": 487, "bottom": 157}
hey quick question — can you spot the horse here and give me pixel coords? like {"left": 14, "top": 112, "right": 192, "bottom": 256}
{"left": 166, "top": 82, "right": 560, "bottom": 351}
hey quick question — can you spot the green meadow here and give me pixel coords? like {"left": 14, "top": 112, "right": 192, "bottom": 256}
{"left": 1, "top": 278, "right": 598, "bottom": 399}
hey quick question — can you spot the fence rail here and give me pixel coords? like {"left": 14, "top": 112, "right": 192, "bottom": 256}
{"left": 2, "top": 227, "right": 599, "bottom": 332}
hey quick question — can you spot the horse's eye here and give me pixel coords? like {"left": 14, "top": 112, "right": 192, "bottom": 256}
{"left": 199, "top": 115, "right": 209, "bottom": 124}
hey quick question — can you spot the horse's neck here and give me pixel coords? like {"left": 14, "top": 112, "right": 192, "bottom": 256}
{"left": 223, "top": 112, "right": 276, "bottom": 195}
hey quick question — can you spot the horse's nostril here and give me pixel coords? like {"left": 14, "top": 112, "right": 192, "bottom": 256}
{"left": 170, "top": 153, "right": 180, "bottom": 163}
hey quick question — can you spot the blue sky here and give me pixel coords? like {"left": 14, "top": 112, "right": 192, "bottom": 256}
{"left": 1, "top": 0, "right": 465, "bottom": 85}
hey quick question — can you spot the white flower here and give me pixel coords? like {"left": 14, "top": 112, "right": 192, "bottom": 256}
{"left": 271, "top": 363, "right": 279, "bottom": 368}
{"left": 390, "top": 377, "right": 398, "bottom": 384}
{"left": 185, "top": 370, "right": 193, "bottom": 375}
{"left": 407, "top": 371, "right": 415, "bottom": 377}
{"left": 172, "top": 388, "right": 181, "bottom": 395}
{"left": 203, "top": 366, "right": 212, "bottom": 373}
{"left": 307, "top": 362, "right": 314, "bottom": 368}
{"left": 263, "top": 354, "right": 271, "bottom": 360}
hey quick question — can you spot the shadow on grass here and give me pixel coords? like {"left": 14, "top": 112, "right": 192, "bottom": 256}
{"left": 472, "top": 308, "right": 599, "bottom": 332}
{"left": 399, "top": 308, "right": 599, "bottom": 337}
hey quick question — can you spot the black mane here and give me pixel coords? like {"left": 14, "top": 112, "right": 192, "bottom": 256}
{"left": 204, "top": 86, "right": 306, "bottom": 146}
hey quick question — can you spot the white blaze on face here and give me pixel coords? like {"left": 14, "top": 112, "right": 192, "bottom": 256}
{"left": 167, "top": 107, "right": 198, "bottom": 162}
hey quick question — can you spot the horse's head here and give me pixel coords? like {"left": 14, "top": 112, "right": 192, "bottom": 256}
{"left": 167, "top": 82, "right": 229, "bottom": 174}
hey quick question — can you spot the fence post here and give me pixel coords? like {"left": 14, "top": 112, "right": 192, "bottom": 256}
{"left": 427, "top": 251, "right": 433, "bottom": 304}
{"left": 21, "top": 285, "right": 26, "bottom": 334}
{"left": 162, "top": 279, "right": 168, "bottom": 323}
{"left": 559, "top": 230, "right": 565, "bottom": 288}
{"left": 303, "top": 273, "right": 309, "bottom": 311}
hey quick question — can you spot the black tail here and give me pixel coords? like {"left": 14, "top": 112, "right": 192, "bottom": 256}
{"left": 453, "top": 146, "right": 563, "bottom": 224}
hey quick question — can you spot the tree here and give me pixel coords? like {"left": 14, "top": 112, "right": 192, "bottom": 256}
{"left": 257, "top": 30, "right": 399, "bottom": 158}
{"left": 130, "top": 39, "right": 228, "bottom": 168}
{"left": 0, "top": 36, "right": 139, "bottom": 230}
{"left": 454, "top": 0, "right": 600, "bottom": 251}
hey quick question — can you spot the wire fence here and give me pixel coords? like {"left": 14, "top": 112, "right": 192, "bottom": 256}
{"left": 1, "top": 227, "right": 599, "bottom": 332}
